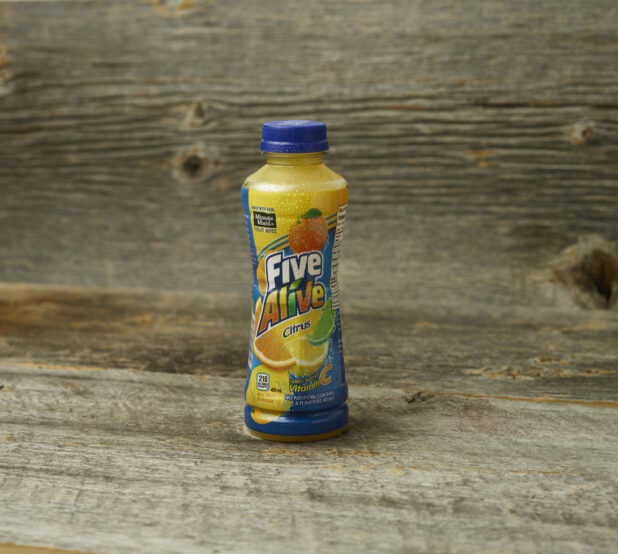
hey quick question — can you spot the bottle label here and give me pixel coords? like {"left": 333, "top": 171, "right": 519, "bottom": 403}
{"left": 242, "top": 186, "right": 348, "bottom": 425}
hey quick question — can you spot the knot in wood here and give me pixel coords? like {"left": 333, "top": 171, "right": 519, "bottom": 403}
{"left": 183, "top": 154, "right": 203, "bottom": 177}
{"left": 152, "top": 0, "right": 195, "bottom": 17}
{"left": 551, "top": 237, "right": 617, "bottom": 309}
{"left": 181, "top": 101, "right": 209, "bottom": 129}
{"left": 566, "top": 120, "right": 595, "bottom": 145}
{"left": 172, "top": 144, "right": 221, "bottom": 186}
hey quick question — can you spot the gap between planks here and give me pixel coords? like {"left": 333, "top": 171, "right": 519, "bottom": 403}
{"left": 7, "top": 361, "right": 618, "bottom": 409}
{"left": 427, "top": 391, "right": 618, "bottom": 409}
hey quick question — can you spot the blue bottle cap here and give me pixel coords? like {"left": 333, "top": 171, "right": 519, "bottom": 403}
{"left": 261, "top": 120, "right": 329, "bottom": 153}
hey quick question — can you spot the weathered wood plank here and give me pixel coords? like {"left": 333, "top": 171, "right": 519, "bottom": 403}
{"left": 0, "top": 364, "right": 616, "bottom": 553}
{"left": 0, "top": 284, "right": 615, "bottom": 402}
{"left": 0, "top": 0, "right": 616, "bottom": 302}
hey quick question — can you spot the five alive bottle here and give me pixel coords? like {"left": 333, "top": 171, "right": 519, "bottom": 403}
{"left": 241, "top": 120, "right": 349, "bottom": 441}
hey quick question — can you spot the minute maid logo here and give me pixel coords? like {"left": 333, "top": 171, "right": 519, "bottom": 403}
{"left": 256, "top": 250, "right": 326, "bottom": 337}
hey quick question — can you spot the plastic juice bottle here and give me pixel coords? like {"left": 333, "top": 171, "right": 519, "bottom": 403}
{"left": 241, "top": 120, "right": 349, "bottom": 442}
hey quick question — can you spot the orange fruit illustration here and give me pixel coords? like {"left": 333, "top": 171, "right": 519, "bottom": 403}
{"left": 288, "top": 208, "right": 328, "bottom": 253}
{"left": 256, "top": 258, "right": 267, "bottom": 295}
{"left": 253, "top": 330, "right": 295, "bottom": 370}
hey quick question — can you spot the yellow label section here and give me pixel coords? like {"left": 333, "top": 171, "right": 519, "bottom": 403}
{"left": 248, "top": 188, "right": 348, "bottom": 257}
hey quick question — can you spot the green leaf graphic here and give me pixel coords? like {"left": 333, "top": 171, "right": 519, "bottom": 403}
{"left": 300, "top": 208, "right": 322, "bottom": 219}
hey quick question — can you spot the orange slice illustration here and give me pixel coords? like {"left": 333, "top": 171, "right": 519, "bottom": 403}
{"left": 254, "top": 331, "right": 295, "bottom": 370}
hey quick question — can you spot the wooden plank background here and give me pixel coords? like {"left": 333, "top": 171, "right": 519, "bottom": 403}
{"left": 0, "top": 1, "right": 617, "bottom": 553}
{"left": 0, "top": 0, "right": 616, "bottom": 310}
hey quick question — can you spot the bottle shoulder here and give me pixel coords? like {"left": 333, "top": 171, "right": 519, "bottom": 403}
{"left": 243, "top": 162, "right": 348, "bottom": 193}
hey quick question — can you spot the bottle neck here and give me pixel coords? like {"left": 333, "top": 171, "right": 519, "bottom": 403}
{"left": 264, "top": 152, "right": 325, "bottom": 166}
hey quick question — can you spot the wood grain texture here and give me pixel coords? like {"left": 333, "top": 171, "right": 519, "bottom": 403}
{"left": 0, "top": 0, "right": 617, "bottom": 309}
{"left": 1, "top": 2, "right": 617, "bottom": 550}
{"left": 0, "top": 363, "right": 617, "bottom": 554}
{"left": 0, "top": 284, "right": 616, "bottom": 403}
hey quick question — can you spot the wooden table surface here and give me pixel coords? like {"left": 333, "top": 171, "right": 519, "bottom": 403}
{"left": 1, "top": 0, "right": 617, "bottom": 552}
{"left": 0, "top": 284, "right": 616, "bottom": 553}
